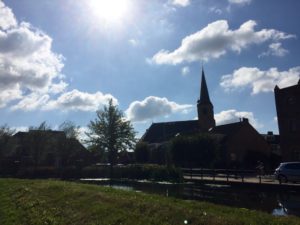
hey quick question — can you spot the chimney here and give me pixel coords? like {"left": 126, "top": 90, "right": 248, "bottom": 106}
{"left": 267, "top": 131, "right": 273, "bottom": 135}
{"left": 242, "top": 118, "right": 249, "bottom": 123}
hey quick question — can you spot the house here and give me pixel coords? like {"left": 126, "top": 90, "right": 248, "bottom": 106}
{"left": 209, "top": 118, "right": 270, "bottom": 168}
{"left": 140, "top": 68, "right": 271, "bottom": 168}
{"left": 261, "top": 131, "right": 281, "bottom": 168}
{"left": 0, "top": 130, "right": 91, "bottom": 169}
{"left": 274, "top": 80, "right": 300, "bottom": 161}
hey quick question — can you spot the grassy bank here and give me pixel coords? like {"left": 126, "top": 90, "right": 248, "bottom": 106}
{"left": 0, "top": 179, "right": 299, "bottom": 225}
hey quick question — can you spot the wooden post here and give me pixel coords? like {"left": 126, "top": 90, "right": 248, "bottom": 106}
{"left": 241, "top": 170, "right": 244, "bottom": 183}
{"left": 201, "top": 168, "right": 203, "bottom": 180}
{"left": 226, "top": 170, "right": 229, "bottom": 182}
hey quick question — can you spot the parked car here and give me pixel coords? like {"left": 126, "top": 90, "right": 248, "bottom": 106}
{"left": 274, "top": 162, "right": 300, "bottom": 183}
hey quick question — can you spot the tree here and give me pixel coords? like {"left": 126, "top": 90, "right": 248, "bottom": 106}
{"left": 86, "top": 99, "right": 136, "bottom": 178}
{"left": 28, "top": 121, "right": 52, "bottom": 169}
{"left": 59, "top": 120, "right": 80, "bottom": 139}
{"left": 29, "top": 121, "right": 51, "bottom": 131}
{"left": 170, "top": 134, "right": 220, "bottom": 168}
{"left": 134, "top": 142, "right": 150, "bottom": 163}
{"left": 0, "top": 124, "right": 15, "bottom": 137}
{"left": 0, "top": 124, "right": 16, "bottom": 170}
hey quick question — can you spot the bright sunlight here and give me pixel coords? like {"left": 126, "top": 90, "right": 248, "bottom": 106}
{"left": 88, "top": 0, "right": 130, "bottom": 23}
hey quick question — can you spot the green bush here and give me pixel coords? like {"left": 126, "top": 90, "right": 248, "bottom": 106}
{"left": 81, "top": 164, "right": 183, "bottom": 182}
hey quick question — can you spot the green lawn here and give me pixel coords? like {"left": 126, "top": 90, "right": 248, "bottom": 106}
{"left": 0, "top": 179, "right": 299, "bottom": 225}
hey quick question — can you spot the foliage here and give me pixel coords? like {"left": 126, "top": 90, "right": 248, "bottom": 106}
{"left": 0, "top": 124, "right": 15, "bottom": 137}
{"left": 0, "top": 124, "right": 16, "bottom": 162}
{"left": 29, "top": 121, "right": 51, "bottom": 131}
{"left": 134, "top": 142, "right": 150, "bottom": 163}
{"left": 59, "top": 120, "right": 80, "bottom": 139}
{"left": 170, "top": 133, "right": 220, "bottom": 168}
{"left": 86, "top": 99, "right": 136, "bottom": 173}
{"left": 82, "top": 164, "right": 183, "bottom": 182}
{"left": 1, "top": 179, "right": 299, "bottom": 225}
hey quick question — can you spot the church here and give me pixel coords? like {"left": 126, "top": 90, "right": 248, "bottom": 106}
{"left": 140, "top": 69, "right": 271, "bottom": 168}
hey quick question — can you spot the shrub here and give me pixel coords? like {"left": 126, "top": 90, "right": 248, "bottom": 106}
{"left": 80, "top": 164, "right": 183, "bottom": 183}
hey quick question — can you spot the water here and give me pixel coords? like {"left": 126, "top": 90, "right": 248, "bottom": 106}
{"left": 79, "top": 179, "right": 300, "bottom": 217}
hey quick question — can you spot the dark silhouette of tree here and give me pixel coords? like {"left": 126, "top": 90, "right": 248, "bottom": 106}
{"left": 170, "top": 133, "right": 220, "bottom": 168}
{"left": 29, "top": 121, "right": 51, "bottom": 131}
{"left": 28, "top": 121, "right": 52, "bottom": 169}
{"left": 59, "top": 120, "right": 80, "bottom": 139}
{"left": 134, "top": 142, "right": 150, "bottom": 163}
{"left": 0, "top": 124, "right": 15, "bottom": 137}
{"left": 86, "top": 99, "right": 136, "bottom": 179}
{"left": 0, "top": 124, "right": 16, "bottom": 171}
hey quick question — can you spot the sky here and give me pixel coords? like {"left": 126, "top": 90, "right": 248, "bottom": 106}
{"left": 1, "top": 0, "right": 300, "bottom": 139}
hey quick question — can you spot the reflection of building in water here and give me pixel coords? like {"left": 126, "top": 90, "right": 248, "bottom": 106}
{"left": 274, "top": 80, "right": 300, "bottom": 161}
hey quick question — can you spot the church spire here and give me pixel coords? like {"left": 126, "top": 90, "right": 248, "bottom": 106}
{"left": 197, "top": 67, "right": 215, "bottom": 131}
{"left": 199, "top": 68, "right": 212, "bottom": 104}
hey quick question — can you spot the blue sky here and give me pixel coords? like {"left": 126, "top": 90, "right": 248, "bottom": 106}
{"left": 1, "top": 0, "right": 300, "bottom": 138}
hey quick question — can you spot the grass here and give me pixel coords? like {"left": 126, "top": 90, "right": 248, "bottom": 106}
{"left": 0, "top": 179, "right": 299, "bottom": 225}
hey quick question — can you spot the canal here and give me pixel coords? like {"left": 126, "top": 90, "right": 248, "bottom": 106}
{"left": 80, "top": 178, "right": 300, "bottom": 217}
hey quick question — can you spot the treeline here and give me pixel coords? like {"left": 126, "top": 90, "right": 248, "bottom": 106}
{"left": 135, "top": 133, "right": 222, "bottom": 168}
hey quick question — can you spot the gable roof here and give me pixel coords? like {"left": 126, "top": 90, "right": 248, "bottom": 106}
{"left": 141, "top": 120, "right": 200, "bottom": 143}
{"left": 209, "top": 121, "right": 244, "bottom": 136}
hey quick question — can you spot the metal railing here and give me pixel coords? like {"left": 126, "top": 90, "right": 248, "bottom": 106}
{"left": 182, "top": 168, "right": 274, "bottom": 184}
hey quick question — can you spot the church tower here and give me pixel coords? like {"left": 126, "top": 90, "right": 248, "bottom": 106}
{"left": 197, "top": 68, "right": 216, "bottom": 131}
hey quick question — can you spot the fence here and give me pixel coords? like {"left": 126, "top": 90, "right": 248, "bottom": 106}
{"left": 182, "top": 168, "right": 274, "bottom": 184}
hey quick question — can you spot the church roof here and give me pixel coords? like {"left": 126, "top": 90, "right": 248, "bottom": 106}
{"left": 209, "top": 122, "right": 244, "bottom": 136}
{"left": 141, "top": 120, "right": 200, "bottom": 143}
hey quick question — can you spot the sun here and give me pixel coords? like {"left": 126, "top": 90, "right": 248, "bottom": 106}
{"left": 88, "top": 0, "right": 130, "bottom": 23}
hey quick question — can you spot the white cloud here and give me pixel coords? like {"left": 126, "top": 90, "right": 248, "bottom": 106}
{"left": 78, "top": 126, "right": 89, "bottom": 143}
{"left": 126, "top": 96, "right": 193, "bottom": 122}
{"left": 12, "top": 126, "right": 29, "bottom": 133}
{"left": 215, "top": 109, "right": 263, "bottom": 129}
{"left": 181, "top": 66, "right": 190, "bottom": 76}
{"left": 0, "top": 0, "right": 17, "bottom": 30}
{"left": 151, "top": 20, "right": 295, "bottom": 65}
{"left": 228, "top": 0, "right": 251, "bottom": 6}
{"left": 0, "top": 88, "right": 22, "bottom": 108}
{"left": 129, "top": 39, "right": 139, "bottom": 46}
{"left": 0, "top": 1, "right": 117, "bottom": 112}
{"left": 0, "top": 1, "right": 65, "bottom": 109}
{"left": 209, "top": 7, "right": 222, "bottom": 15}
{"left": 170, "top": 0, "right": 190, "bottom": 7}
{"left": 259, "top": 42, "right": 289, "bottom": 58}
{"left": 44, "top": 89, "right": 117, "bottom": 112}
{"left": 11, "top": 93, "right": 50, "bottom": 111}
{"left": 220, "top": 66, "right": 300, "bottom": 94}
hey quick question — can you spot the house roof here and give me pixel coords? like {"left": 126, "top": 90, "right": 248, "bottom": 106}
{"left": 141, "top": 120, "right": 200, "bottom": 143}
{"left": 261, "top": 133, "right": 280, "bottom": 145}
{"left": 141, "top": 118, "right": 259, "bottom": 144}
{"left": 209, "top": 121, "right": 244, "bottom": 136}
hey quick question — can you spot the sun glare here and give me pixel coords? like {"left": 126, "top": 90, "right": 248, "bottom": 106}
{"left": 89, "top": 0, "right": 130, "bottom": 23}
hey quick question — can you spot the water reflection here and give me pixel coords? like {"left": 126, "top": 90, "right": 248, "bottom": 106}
{"left": 80, "top": 179, "right": 300, "bottom": 217}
